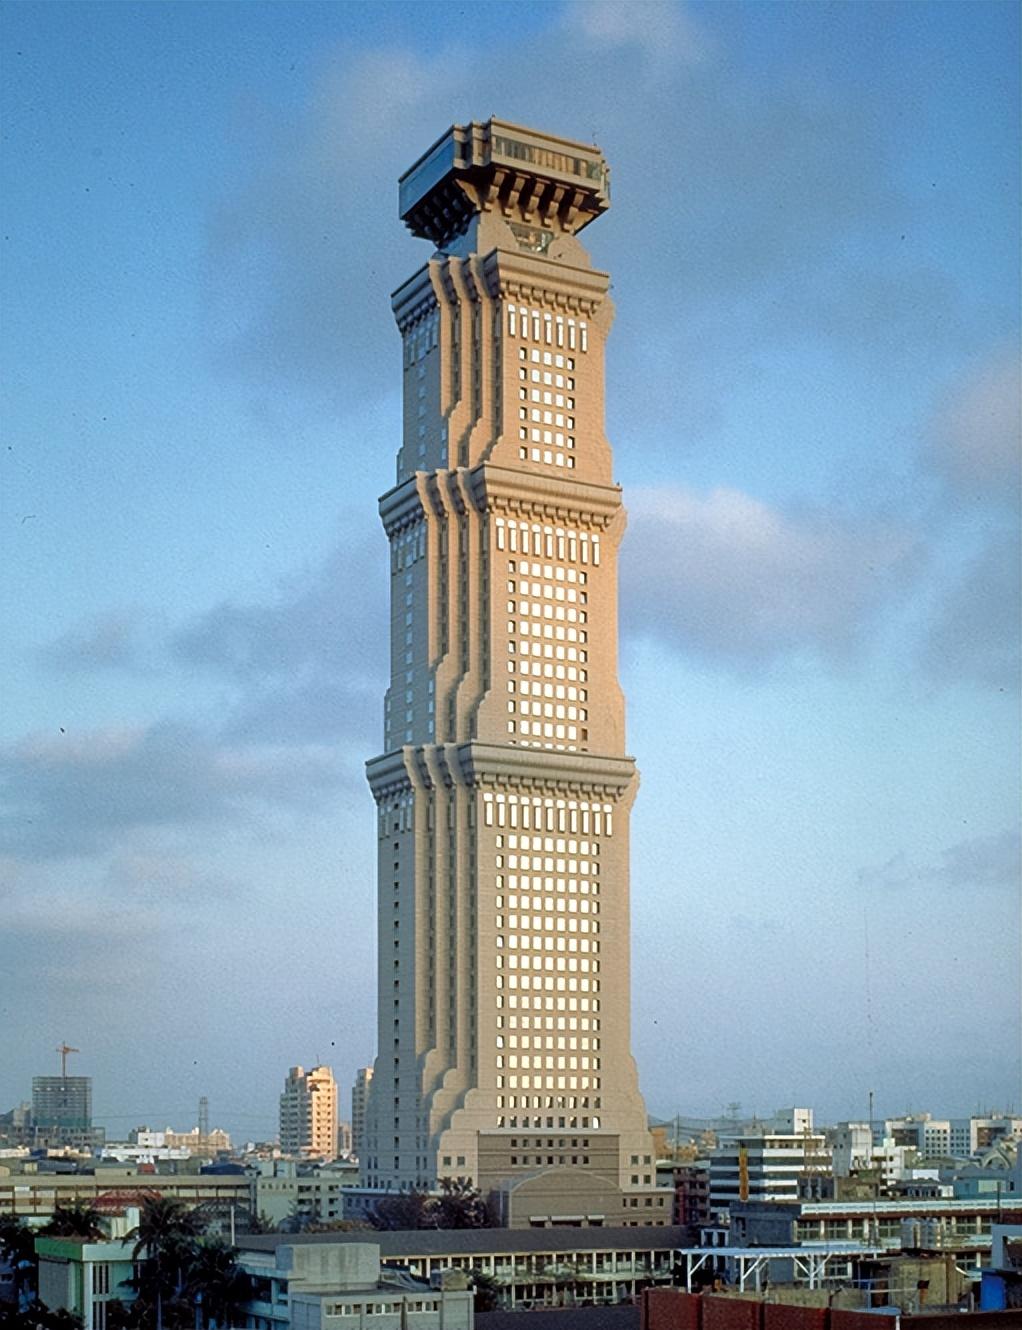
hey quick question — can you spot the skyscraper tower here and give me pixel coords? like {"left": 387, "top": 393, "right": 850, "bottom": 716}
{"left": 364, "top": 120, "right": 664, "bottom": 1226}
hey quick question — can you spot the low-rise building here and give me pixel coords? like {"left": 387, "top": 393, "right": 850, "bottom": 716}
{"left": 35, "top": 1237, "right": 137, "bottom": 1330}
{"left": 255, "top": 1159, "right": 359, "bottom": 1229}
{"left": 0, "top": 1167, "right": 253, "bottom": 1229}
{"left": 654, "top": 1163, "right": 709, "bottom": 1232}
{"left": 238, "top": 1226, "right": 688, "bottom": 1313}
{"left": 831, "top": 1122, "right": 914, "bottom": 1187}
{"left": 729, "top": 1194, "right": 1019, "bottom": 1268}
{"left": 880, "top": 1113, "right": 1022, "bottom": 1162}
{"left": 239, "top": 1241, "right": 473, "bottom": 1329}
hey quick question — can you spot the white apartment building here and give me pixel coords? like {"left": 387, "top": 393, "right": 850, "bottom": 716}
{"left": 831, "top": 1122, "right": 914, "bottom": 1186}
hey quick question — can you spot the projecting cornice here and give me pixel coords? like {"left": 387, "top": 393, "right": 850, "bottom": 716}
{"left": 378, "top": 476, "right": 427, "bottom": 535}
{"left": 451, "top": 742, "right": 637, "bottom": 801}
{"left": 480, "top": 249, "right": 608, "bottom": 317}
{"left": 379, "top": 466, "right": 624, "bottom": 536}
{"left": 368, "top": 742, "right": 638, "bottom": 803}
{"left": 467, "top": 464, "right": 623, "bottom": 531}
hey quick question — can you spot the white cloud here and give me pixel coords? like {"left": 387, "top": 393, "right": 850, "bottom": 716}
{"left": 921, "top": 528, "right": 1021, "bottom": 690}
{"left": 0, "top": 723, "right": 344, "bottom": 860}
{"left": 622, "top": 485, "right": 921, "bottom": 664}
{"left": 860, "top": 829, "right": 1021, "bottom": 894}
{"left": 929, "top": 345, "right": 1021, "bottom": 506}
{"left": 37, "top": 609, "right": 156, "bottom": 674}
{"left": 562, "top": 0, "right": 711, "bottom": 68}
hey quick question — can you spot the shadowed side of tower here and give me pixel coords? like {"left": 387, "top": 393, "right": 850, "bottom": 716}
{"left": 362, "top": 119, "right": 666, "bottom": 1228}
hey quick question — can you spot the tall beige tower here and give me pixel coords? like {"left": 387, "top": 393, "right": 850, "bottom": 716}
{"left": 280, "top": 1065, "right": 338, "bottom": 1159}
{"left": 364, "top": 120, "right": 664, "bottom": 1226}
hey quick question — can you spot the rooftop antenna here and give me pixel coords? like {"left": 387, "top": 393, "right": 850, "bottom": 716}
{"left": 56, "top": 1043, "right": 79, "bottom": 1079}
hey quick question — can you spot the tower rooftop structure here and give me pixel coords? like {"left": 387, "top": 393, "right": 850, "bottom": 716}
{"left": 399, "top": 118, "right": 610, "bottom": 250}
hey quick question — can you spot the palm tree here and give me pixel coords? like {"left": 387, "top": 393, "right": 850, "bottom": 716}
{"left": 129, "top": 1195, "right": 203, "bottom": 1330}
{"left": 0, "top": 1213, "right": 38, "bottom": 1307}
{"left": 40, "top": 1201, "right": 106, "bottom": 1241}
{"left": 186, "top": 1237, "right": 252, "bottom": 1329}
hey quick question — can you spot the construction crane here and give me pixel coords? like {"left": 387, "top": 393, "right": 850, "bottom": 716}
{"left": 56, "top": 1043, "right": 79, "bottom": 1078}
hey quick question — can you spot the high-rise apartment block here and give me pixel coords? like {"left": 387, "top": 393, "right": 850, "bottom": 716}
{"left": 32, "top": 1076, "right": 92, "bottom": 1131}
{"left": 280, "top": 1066, "right": 338, "bottom": 1159}
{"left": 351, "top": 1067, "right": 373, "bottom": 1162}
{"left": 363, "top": 119, "right": 665, "bottom": 1226}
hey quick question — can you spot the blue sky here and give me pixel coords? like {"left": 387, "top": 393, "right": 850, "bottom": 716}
{"left": 1, "top": 0, "right": 1018, "bottom": 1142}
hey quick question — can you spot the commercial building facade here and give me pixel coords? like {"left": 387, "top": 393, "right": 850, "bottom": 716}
{"left": 708, "top": 1130, "right": 830, "bottom": 1210}
{"left": 362, "top": 117, "right": 661, "bottom": 1225}
{"left": 254, "top": 1160, "right": 359, "bottom": 1229}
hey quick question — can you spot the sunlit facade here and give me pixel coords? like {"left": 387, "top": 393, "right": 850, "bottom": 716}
{"left": 363, "top": 120, "right": 664, "bottom": 1225}
{"left": 279, "top": 1064, "right": 338, "bottom": 1159}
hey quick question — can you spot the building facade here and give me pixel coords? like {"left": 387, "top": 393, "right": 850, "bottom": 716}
{"left": 350, "top": 1068, "right": 373, "bottom": 1162}
{"left": 280, "top": 1067, "right": 339, "bottom": 1160}
{"left": 32, "top": 1076, "right": 92, "bottom": 1131}
{"left": 708, "top": 1130, "right": 830, "bottom": 1210}
{"left": 238, "top": 1228, "right": 689, "bottom": 1314}
{"left": 254, "top": 1159, "right": 359, "bottom": 1229}
{"left": 36, "top": 1237, "right": 137, "bottom": 1330}
{"left": 0, "top": 1170, "right": 252, "bottom": 1224}
{"left": 238, "top": 1241, "right": 473, "bottom": 1330}
{"left": 361, "top": 118, "right": 659, "bottom": 1221}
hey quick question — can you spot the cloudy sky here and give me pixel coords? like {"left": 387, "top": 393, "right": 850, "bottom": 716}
{"left": 2, "top": 1, "right": 1018, "bottom": 1143}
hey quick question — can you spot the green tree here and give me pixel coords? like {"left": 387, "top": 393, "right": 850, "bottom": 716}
{"left": 370, "top": 1189, "right": 432, "bottom": 1231}
{"left": 40, "top": 1201, "right": 106, "bottom": 1241}
{"left": 432, "top": 1177, "right": 491, "bottom": 1229}
{"left": 470, "top": 1269, "right": 502, "bottom": 1312}
{"left": 7, "top": 1301, "right": 83, "bottom": 1329}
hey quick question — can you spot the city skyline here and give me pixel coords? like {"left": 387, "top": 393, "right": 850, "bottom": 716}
{"left": 1, "top": 1, "right": 1019, "bottom": 1143}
